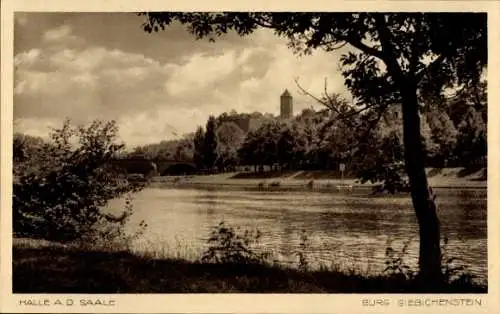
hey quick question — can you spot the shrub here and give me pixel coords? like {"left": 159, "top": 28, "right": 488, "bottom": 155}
{"left": 384, "top": 236, "right": 477, "bottom": 284}
{"left": 13, "top": 119, "right": 145, "bottom": 242}
{"left": 383, "top": 238, "right": 416, "bottom": 280}
{"left": 77, "top": 195, "right": 147, "bottom": 251}
{"left": 201, "top": 221, "right": 271, "bottom": 265}
{"left": 293, "top": 229, "right": 310, "bottom": 271}
{"left": 440, "top": 236, "right": 476, "bottom": 285}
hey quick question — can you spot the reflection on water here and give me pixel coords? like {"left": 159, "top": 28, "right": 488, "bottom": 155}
{"left": 106, "top": 187, "right": 487, "bottom": 283}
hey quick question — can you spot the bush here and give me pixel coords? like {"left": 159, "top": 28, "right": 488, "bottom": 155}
{"left": 77, "top": 195, "right": 147, "bottom": 251}
{"left": 13, "top": 119, "right": 145, "bottom": 242}
{"left": 201, "top": 221, "right": 271, "bottom": 265}
{"left": 360, "top": 161, "right": 409, "bottom": 194}
{"left": 384, "top": 236, "right": 477, "bottom": 285}
{"left": 384, "top": 238, "right": 416, "bottom": 280}
{"left": 293, "top": 229, "right": 310, "bottom": 271}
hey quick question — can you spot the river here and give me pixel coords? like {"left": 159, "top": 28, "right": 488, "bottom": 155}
{"left": 106, "top": 187, "right": 487, "bottom": 283}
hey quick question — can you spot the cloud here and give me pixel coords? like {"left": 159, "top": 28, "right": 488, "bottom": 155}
{"left": 42, "top": 25, "right": 85, "bottom": 51}
{"left": 43, "top": 25, "right": 72, "bottom": 42}
{"left": 14, "top": 43, "right": 170, "bottom": 122}
{"left": 15, "top": 13, "right": 28, "bottom": 26}
{"left": 14, "top": 17, "right": 352, "bottom": 147}
{"left": 14, "top": 117, "right": 62, "bottom": 140}
{"left": 166, "top": 51, "right": 239, "bottom": 96}
{"left": 203, "top": 30, "right": 350, "bottom": 115}
{"left": 14, "top": 49, "right": 41, "bottom": 67}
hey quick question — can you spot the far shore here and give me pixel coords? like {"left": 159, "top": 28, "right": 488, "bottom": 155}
{"left": 147, "top": 168, "right": 487, "bottom": 193}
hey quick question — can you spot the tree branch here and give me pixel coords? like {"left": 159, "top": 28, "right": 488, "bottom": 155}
{"left": 409, "top": 15, "right": 423, "bottom": 76}
{"left": 327, "top": 41, "right": 348, "bottom": 51}
{"left": 321, "top": 38, "right": 348, "bottom": 51}
{"left": 294, "top": 78, "right": 390, "bottom": 124}
{"left": 294, "top": 78, "right": 331, "bottom": 108}
{"left": 340, "top": 35, "right": 385, "bottom": 60}
{"left": 415, "top": 54, "right": 446, "bottom": 82}
{"left": 373, "top": 14, "right": 404, "bottom": 81}
{"left": 251, "top": 14, "right": 276, "bottom": 29}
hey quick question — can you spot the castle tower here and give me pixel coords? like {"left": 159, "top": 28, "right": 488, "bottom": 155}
{"left": 280, "top": 89, "right": 293, "bottom": 119}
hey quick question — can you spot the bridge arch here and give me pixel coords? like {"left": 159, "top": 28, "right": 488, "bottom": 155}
{"left": 110, "top": 158, "right": 195, "bottom": 177}
{"left": 159, "top": 162, "right": 196, "bottom": 176}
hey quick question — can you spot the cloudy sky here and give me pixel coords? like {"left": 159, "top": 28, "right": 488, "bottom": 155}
{"left": 14, "top": 12, "right": 351, "bottom": 148}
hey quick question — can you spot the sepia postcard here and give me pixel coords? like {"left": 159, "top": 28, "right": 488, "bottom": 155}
{"left": 1, "top": 0, "right": 499, "bottom": 313}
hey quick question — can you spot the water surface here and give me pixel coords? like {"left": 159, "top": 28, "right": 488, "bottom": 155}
{"left": 107, "top": 187, "right": 487, "bottom": 283}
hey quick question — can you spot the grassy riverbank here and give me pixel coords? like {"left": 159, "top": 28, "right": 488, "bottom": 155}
{"left": 150, "top": 168, "right": 486, "bottom": 192}
{"left": 13, "top": 239, "right": 486, "bottom": 293}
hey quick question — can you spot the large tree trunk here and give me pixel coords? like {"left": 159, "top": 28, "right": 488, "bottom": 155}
{"left": 400, "top": 82, "right": 442, "bottom": 284}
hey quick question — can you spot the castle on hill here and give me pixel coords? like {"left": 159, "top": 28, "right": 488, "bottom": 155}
{"left": 280, "top": 89, "right": 293, "bottom": 119}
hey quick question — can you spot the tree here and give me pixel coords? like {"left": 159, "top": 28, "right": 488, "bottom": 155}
{"left": 445, "top": 82, "right": 487, "bottom": 168}
{"left": 203, "top": 115, "right": 218, "bottom": 171}
{"left": 193, "top": 126, "right": 205, "bottom": 170}
{"left": 13, "top": 133, "right": 47, "bottom": 173}
{"left": 140, "top": 12, "right": 486, "bottom": 284}
{"left": 292, "top": 110, "right": 322, "bottom": 169}
{"left": 419, "top": 114, "right": 440, "bottom": 165}
{"left": 215, "top": 121, "right": 245, "bottom": 171}
{"left": 252, "top": 120, "right": 282, "bottom": 170}
{"left": 276, "top": 123, "right": 296, "bottom": 170}
{"left": 174, "top": 134, "right": 195, "bottom": 162}
{"left": 455, "top": 106, "right": 487, "bottom": 168}
{"left": 238, "top": 129, "right": 261, "bottom": 171}
{"left": 13, "top": 119, "right": 144, "bottom": 242}
{"left": 425, "top": 109, "right": 459, "bottom": 167}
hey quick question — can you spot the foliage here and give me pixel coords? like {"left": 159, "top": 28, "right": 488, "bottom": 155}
{"left": 13, "top": 133, "right": 46, "bottom": 163}
{"left": 294, "top": 229, "right": 310, "bottom": 271}
{"left": 173, "top": 134, "right": 195, "bottom": 161}
{"left": 132, "top": 136, "right": 194, "bottom": 162}
{"left": 384, "top": 237, "right": 476, "bottom": 284}
{"left": 384, "top": 238, "right": 416, "bottom": 280}
{"left": 238, "top": 120, "right": 282, "bottom": 170}
{"left": 201, "top": 221, "right": 271, "bottom": 265}
{"left": 13, "top": 119, "right": 145, "bottom": 242}
{"left": 425, "top": 109, "right": 459, "bottom": 166}
{"left": 78, "top": 195, "right": 148, "bottom": 251}
{"left": 276, "top": 124, "right": 295, "bottom": 169}
{"left": 203, "top": 116, "right": 218, "bottom": 171}
{"left": 440, "top": 236, "right": 476, "bottom": 284}
{"left": 215, "top": 121, "right": 245, "bottom": 171}
{"left": 130, "top": 90, "right": 485, "bottom": 177}
{"left": 354, "top": 127, "right": 409, "bottom": 193}
{"left": 13, "top": 133, "right": 51, "bottom": 178}
{"left": 193, "top": 126, "right": 205, "bottom": 170}
{"left": 455, "top": 106, "right": 487, "bottom": 168}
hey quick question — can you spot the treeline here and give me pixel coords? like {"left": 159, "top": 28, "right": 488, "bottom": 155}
{"left": 130, "top": 83, "right": 486, "bottom": 179}
{"left": 129, "top": 111, "right": 275, "bottom": 168}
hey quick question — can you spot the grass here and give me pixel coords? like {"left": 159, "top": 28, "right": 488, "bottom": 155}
{"left": 13, "top": 240, "right": 487, "bottom": 294}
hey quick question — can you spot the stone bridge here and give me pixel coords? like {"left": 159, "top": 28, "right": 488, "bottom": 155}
{"left": 110, "top": 158, "right": 196, "bottom": 176}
